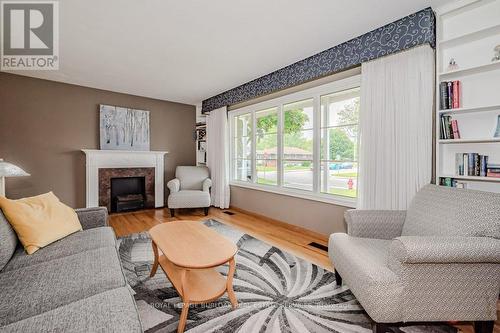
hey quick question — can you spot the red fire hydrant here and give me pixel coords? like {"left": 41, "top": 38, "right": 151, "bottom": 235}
{"left": 347, "top": 178, "right": 354, "bottom": 190}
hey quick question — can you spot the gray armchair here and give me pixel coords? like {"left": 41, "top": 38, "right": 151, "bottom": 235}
{"left": 167, "top": 166, "right": 211, "bottom": 217}
{"left": 329, "top": 184, "right": 500, "bottom": 333}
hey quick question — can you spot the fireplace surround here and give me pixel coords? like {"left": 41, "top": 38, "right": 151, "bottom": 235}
{"left": 82, "top": 149, "right": 168, "bottom": 209}
{"left": 98, "top": 168, "right": 154, "bottom": 212}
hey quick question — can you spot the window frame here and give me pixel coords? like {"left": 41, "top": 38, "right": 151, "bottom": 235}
{"left": 229, "top": 75, "right": 361, "bottom": 208}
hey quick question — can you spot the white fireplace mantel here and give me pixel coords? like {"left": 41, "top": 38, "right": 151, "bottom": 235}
{"left": 81, "top": 149, "right": 168, "bottom": 208}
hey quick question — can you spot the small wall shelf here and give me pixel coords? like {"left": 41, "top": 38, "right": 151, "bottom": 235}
{"left": 438, "top": 138, "right": 500, "bottom": 144}
{"left": 439, "top": 23, "right": 500, "bottom": 48}
{"left": 439, "top": 61, "right": 500, "bottom": 78}
{"left": 440, "top": 175, "right": 500, "bottom": 182}
{"left": 438, "top": 104, "right": 500, "bottom": 115}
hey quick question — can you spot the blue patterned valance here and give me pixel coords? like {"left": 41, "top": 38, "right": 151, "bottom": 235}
{"left": 202, "top": 7, "right": 435, "bottom": 113}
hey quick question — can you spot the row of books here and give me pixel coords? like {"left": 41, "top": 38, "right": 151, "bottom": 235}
{"left": 455, "top": 153, "right": 488, "bottom": 177}
{"left": 441, "top": 115, "right": 460, "bottom": 139}
{"left": 439, "top": 80, "right": 460, "bottom": 110}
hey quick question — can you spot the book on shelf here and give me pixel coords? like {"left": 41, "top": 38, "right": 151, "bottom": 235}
{"left": 440, "top": 115, "right": 460, "bottom": 139}
{"left": 439, "top": 80, "right": 460, "bottom": 110}
{"left": 486, "top": 163, "right": 500, "bottom": 178}
{"left": 447, "top": 82, "right": 453, "bottom": 109}
{"left": 486, "top": 172, "right": 500, "bottom": 178}
{"left": 455, "top": 153, "right": 488, "bottom": 177}
{"left": 452, "top": 81, "right": 460, "bottom": 109}
{"left": 451, "top": 119, "right": 460, "bottom": 139}
{"left": 480, "top": 155, "right": 488, "bottom": 177}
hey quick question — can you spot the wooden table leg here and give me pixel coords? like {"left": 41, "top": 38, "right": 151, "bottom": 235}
{"left": 178, "top": 269, "right": 189, "bottom": 333}
{"left": 178, "top": 301, "right": 190, "bottom": 333}
{"left": 150, "top": 240, "right": 159, "bottom": 278}
{"left": 226, "top": 257, "right": 238, "bottom": 309}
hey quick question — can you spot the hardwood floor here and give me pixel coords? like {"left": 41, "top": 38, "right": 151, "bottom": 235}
{"left": 109, "top": 206, "right": 333, "bottom": 270}
{"left": 109, "top": 207, "right": 499, "bottom": 333}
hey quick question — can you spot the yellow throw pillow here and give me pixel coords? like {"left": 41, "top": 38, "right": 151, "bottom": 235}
{"left": 0, "top": 192, "right": 82, "bottom": 254}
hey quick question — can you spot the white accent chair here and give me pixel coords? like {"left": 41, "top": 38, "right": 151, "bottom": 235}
{"left": 167, "top": 166, "right": 212, "bottom": 217}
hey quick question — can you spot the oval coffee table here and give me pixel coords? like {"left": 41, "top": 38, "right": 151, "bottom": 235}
{"left": 149, "top": 221, "right": 238, "bottom": 333}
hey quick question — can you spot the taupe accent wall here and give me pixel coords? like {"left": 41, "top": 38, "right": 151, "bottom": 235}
{"left": 0, "top": 73, "right": 196, "bottom": 208}
{"left": 230, "top": 186, "right": 348, "bottom": 235}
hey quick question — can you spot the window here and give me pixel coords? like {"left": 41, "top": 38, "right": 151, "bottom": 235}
{"left": 233, "top": 113, "right": 252, "bottom": 182}
{"left": 283, "top": 99, "right": 314, "bottom": 191}
{"left": 256, "top": 107, "right": 278, "bottom": 185}
{"left": 229, "top": 76, "right": 360, "bottom": 206}
{"left": 320, "top": 88, "right": 360, "bottom": 198}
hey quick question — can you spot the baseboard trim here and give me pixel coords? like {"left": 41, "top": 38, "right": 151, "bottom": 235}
{"left": 228, "top": 205, "right": 329, "bottom": 243}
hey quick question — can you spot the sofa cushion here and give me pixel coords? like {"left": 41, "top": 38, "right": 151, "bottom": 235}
{"left": 328, "top": 233, "right": 403, "bottom": 322}
{"left": 0, "top": 246, "right": 126, "bottom": 326}
{"left": 168, "top": 190, "right": 211, "bottom": 208}
{"left": 176, "top": 166, "right": 209, "bottom": 190}
{"left": 402, "top": 185, "right": 500, "bottom": 238}
{"left": 0, "top": 211, "right": 17, "bottom": 272}
{"left": 2, "top": 227, "right": 117, "bottom": 272}
{"left": 1, "top": 287, "right": 142, "bottom": 333}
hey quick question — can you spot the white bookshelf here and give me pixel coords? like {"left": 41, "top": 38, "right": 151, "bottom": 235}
{"left": 435, "top": 0, "right": 500, "bottom": 193}
{"left": 195, "top": 105, "right": 207, "bottom": 166}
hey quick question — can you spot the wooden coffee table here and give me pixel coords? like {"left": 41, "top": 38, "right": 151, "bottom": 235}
{"left": 149, "top": 221, "right": 238, "bottom": 333}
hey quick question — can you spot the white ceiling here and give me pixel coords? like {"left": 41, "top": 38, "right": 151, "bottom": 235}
{"left": 5, "top": 0, "right": 451, "bottom": 106}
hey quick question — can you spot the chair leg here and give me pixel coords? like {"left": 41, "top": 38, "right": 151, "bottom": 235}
{"left": 170, "top": 209, "right": 175, "bottom": 217}
{"left": 203, "top": 207, "right": 209, "bottom": 216}
{"left": 334, "top": 268, "right": 342, "bottom": 286}
{"left": 474, "top": 321, "right": 494, "bottom": 333}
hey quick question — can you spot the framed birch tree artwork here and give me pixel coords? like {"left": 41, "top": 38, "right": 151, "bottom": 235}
{"left": 99, "top": 104, "right": 150, "bottom": 151}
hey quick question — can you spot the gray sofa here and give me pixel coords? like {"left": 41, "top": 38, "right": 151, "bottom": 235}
{"left": 0, "top": 207, "right": 142, "bottom": 332}
{"left": 329, "top": 184, "right": 500, "bottom": 333}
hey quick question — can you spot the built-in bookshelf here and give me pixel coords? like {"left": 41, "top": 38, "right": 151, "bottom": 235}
{"left": 195, "top": 123, "right": 207, "bottom": 166}
{"left": 435, "top": 0, "right": 500, "bottom": 192}
{"left": 195, "top": 106, "right": 207, "bottom": 166}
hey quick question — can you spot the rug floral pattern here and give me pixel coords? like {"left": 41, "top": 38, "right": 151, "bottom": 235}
{"left": 117, "top": 219, "right": 456, "bottom": 333}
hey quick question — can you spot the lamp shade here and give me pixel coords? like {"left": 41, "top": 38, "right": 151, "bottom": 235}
{"left": 0, "top": 159, "right": 30, "bottom": 177}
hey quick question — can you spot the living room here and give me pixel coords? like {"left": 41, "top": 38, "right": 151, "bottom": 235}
{"left": 0, "top": 1, "right": 499, "bottom": 332}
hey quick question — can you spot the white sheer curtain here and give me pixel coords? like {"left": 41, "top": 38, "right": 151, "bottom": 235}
{"left": 206, "top": 106, "right": 230, "bottom": 208}
{"left": 357, "top": 45, "right": 434, "bottom": 210}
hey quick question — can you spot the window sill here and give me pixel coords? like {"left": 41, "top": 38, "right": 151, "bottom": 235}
{"left": 229, "top": 181, "right": 357, "bottom": 208}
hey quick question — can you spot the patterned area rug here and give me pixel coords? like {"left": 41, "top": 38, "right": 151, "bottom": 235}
{"left": 117, "top": 219, "right": 457, "bottom": 333}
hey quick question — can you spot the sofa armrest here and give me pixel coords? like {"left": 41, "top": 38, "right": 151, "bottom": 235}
{"left": 167, "top": 178, "right": 180, "bottom": 193}
{"left": 75, "top": 207, "right": 108, "bottom": 230}
{"left": 389, "top": 236, "right": 500, "bottom": 264}
{"left": 345, "top": 209, "right": 406, "bottom": 239}
{"left": 202, "top": 178, "right": 212, "bottom": 192}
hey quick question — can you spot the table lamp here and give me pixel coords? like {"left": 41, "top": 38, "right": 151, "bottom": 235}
{"left": 0, "top": 159, "right": 30, "bottom": 197}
